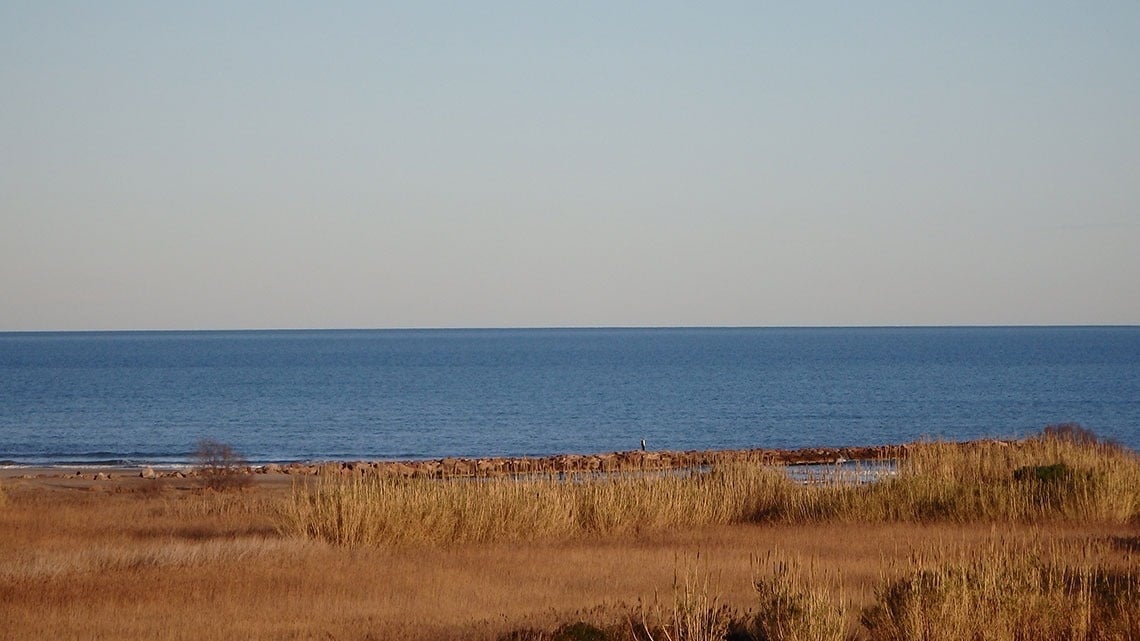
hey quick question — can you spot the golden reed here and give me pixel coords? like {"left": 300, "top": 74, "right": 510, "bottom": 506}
{"left": 284, "top": 433, "right": 1140, "bottom": 546}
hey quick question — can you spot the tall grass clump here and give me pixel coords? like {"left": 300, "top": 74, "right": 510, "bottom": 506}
{"left": 633, "top": 555, "right": 736, "bottom": 641}
{"left": 873, "top": 429, "right": 1140, "bottom": 523}
{"left": 750, "top": 553, "right": 847, "bottom": 641}
{"left": 774, "top": 428, "right": 1140, "bottom": 525}
{"left": 285, "top": 466, "right": 793, "bottom": 546}
{"left": 284, "top": 474, "right": 577, "bottom": 545}
{"left": 574, "top": 465, "right": 792, "bottom": 535}
{"left": 861, "top": 540, "right": 1140, "bottom": 641}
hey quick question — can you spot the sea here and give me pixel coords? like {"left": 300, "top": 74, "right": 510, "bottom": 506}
{"left": 1, "top": 327, "right": 1137, "bottom": 467}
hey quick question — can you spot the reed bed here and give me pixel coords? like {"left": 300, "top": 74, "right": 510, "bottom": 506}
{"left": 4, "top": 465, "right": 1138, "bottom": 641}
{"left": 283, "top": 466, "right": 792, "bottom": 545}
{"left": 749, "top": 553, "right": 847, "bottom": 641}
{"left": 860, "top": 538, "right": 1140, "bottom": 641}
{"left": 510, "top": 535, "right": 1140, "bottom": 641}
{"left": 781, "top": 434, "right": 1140, "bottom": 524}
{"left": 284, "top": 433, "right": 1140, "bottom": 546}
{"left": 503, "top": 536, "right": 1140, "bottom": 641}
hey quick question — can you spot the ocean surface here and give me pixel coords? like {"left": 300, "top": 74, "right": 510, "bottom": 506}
{"left": 1, "top": 327, "right": 1137, "bottom": 467}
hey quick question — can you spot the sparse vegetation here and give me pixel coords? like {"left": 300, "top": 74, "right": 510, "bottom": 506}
{"left": 633, "top": 556, "right": 735, "bottom": 641}
{"left": 496, "top": 541, "right": 1140, "bottom": 641}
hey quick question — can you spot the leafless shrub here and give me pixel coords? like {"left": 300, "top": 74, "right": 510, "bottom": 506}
{"left": 193, "top": 439, "right": 252, "bottom": 492}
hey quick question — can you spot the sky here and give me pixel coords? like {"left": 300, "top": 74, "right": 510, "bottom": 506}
{"left": 2, "top": 2, "right": 1138, "bottom": 330}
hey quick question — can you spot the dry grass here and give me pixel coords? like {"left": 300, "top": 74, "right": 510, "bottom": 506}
{"left": 282, "top": 466, "right": 791, "bottom": 546}
{"left": 285, "top": 436, "right": 1140, "bottom": 547}
{"left": 750, "top": 553, "right": 847, "bottom": 641}
{"left": 2, "top": 434, "right": 1139, "bottom": 640}
{"left": 631, "top": 554, "right": 736, "bottom": 641}
{"left": 860, "top": 538, "right": 1140, "bottom": 640}
{"left": 873, "top": 435, "right": 1139, "bottom": 523}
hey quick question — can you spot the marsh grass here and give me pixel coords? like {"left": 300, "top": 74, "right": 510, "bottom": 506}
{"left": 514, "top": 540, "right": 1140, "bottom": 641}
{"left": 860, "top": 539, "right": 1140, "bottom": 641}
{"left": 0, "top": 536, "right": 305, "bottom": 581}
{"left": 283, "top": 466, "right": 793, "bottom": 545}
{"left": 4, "top": 475, "right": 1137, "bottom": 641}
{"left": 874, "top": 435, "right": 1139, "bottom": 523}
{"left": 750, "top": 553, "right": 847, "bottom": 641}
{"left": 5, "top": 430, "right": 1139, "bottom": 641}
{"left": 286, "top": 434, "right": 1140, "bottom": 546}
{"left": 632, "top": 555, "right": 735, "bottom": 641}
{"left": 503, "top": 535, "right": 1140, "bottom": 641}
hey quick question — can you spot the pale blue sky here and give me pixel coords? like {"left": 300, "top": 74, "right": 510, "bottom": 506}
{"left": 3, "top": 2, "right": 1138, "bottom": 330}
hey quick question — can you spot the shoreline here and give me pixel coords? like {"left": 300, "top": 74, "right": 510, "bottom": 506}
{"left": 3, "top": 434, "right": 1136, "bottom": 641}
{"left": 0, "top": 441, "right": 951, "bottom": 481}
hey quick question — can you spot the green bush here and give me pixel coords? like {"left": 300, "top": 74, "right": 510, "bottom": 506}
{"left": 1013, "top": 463, "right": 1075, "bottom": 483}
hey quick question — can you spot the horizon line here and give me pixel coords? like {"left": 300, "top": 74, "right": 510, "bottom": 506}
{"left": 2, "top": 323, "right": 1138, "bottom": 335}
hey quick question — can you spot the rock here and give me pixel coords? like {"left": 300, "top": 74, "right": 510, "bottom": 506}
{"left": 140, "top": 467, "right": 157, "bottom": 479}
{"left": 387, "top": 463, "right": 415, "bottom": 478}
{"left": 94, "top": 472, "right": 108, "bottom": 481}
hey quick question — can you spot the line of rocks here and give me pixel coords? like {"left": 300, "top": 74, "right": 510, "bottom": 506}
{"left": 22, "top": 442, "right": 1033, "bottom": 482}
{"left": 13, "top": 440, "right": 1035, "bottom": 482}
{"left": 125, "top": 443, "right": 905, "bottom": 480}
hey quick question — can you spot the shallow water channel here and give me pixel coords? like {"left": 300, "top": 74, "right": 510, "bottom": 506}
{"left": 782, "top": 459, "right": 898, "bottom": 485}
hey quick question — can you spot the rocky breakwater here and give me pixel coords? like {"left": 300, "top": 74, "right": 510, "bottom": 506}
{"left": 11, "top": 441, "right": 1017, "bottom": 482}
{"left": 241, "top": 443, "right": 905, "bottom": 480}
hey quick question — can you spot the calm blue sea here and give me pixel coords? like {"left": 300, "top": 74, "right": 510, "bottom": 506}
{"left": 1, "top": 327, "right": 1137, "bottom": 466}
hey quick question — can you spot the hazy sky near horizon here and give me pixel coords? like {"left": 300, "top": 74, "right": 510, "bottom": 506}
{"left": 3, "top": 2, "right": 1139, "bottom": 330}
